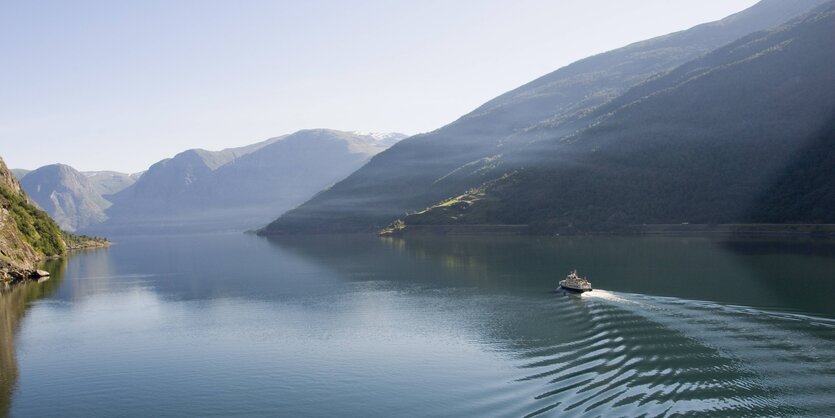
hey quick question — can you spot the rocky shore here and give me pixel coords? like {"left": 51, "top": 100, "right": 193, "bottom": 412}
{"left": 0, "top": 154, "right": 109, "bottom": 289}
{"left": 0, "top": 263, "right": 50, "bottom": 287}
{"left": 1, "top": 238, "right": 108, "bottom": 288}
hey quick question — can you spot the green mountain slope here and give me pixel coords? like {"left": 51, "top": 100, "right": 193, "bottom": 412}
{"left": 401, "top": 3, "right": 835, "bottom": 232}
{"left": 0, "top": 156, "right": 66, "bottom": 281}
{"left": 262, "top": 0, "right": 829, "bottom": 234}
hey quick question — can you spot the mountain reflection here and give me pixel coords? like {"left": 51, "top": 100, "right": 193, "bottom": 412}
{"left": 0, "top": 258, "right": 65, "bottom": 418}
{"left": 266, "top": 234, "right": 835, "bottom": 415}
{"left": 3, "top": 235, "right": 834, "bottom": 416}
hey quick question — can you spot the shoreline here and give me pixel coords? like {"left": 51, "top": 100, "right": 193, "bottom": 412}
{"left": 379, "top": 223, "right": 835, "bottom": 239}
{"left": 0, "top": 263, "right": 50, "bottom": 289}
{"left": 1, "top": 240, "right": 109, "bottom": 289}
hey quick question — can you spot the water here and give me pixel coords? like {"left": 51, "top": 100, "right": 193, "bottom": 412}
{"left": 2, "top": 234, "right": 835, "bottom": 417}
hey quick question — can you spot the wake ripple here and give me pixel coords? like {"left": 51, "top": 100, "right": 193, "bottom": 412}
{"left": 514, "top": 291, "right": 835, "bottom": 417}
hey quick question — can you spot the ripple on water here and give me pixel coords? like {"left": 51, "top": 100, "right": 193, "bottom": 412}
{"left": 510, "top": 291, "right": 835, "bottom": 417}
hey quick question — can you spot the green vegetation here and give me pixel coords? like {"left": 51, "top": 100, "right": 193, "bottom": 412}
{"left": 747, "top": 119, "right": 835, "bottom": 223}
{"left": 406, "top": 189, "right": 485, "bottom": 224}
{"left": 1, "top": 156, "right": 108, "bottom": 283}
{"left": 62, "top": 231, "right": 109, "bottom": 250}
{"left": 0, "top": 186, "right": 65, "bottom": 256}
{"left": 399, "top": 172, "right": 517, "bottom": 227}
{"left": 378, "top": 219, "right": 406, "bottom": 236}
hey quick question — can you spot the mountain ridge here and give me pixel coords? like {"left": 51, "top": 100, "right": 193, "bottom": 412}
{"left": 20, "top": 164, "right": 110, "bottom": 232}
{"left": 262, "top": 0, "right": 830, "bottom": 234}
{"left": 87, "top": 129, "right": 406, "bottom": 234}
{"left": 395, "top": 3, "right": 835, "bottom": 233}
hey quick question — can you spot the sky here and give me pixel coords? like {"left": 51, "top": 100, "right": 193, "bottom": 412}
{"left": 1, "top": 0, "right": 758, "bottom": 173}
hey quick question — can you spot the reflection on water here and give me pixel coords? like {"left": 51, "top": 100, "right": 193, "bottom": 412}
{"left": 372, "top": 235, "right": 835, "bottom": 316}
{"left": 0, "top": 258, "right": 65, "bottom": 418}
{"left": 1, "top": 234, "right": 834, "bottom": 417}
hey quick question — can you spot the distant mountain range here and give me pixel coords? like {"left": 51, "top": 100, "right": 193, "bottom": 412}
{"left": 14, "top": 165, "right": 141, "bottom": 232}
{"left": 12, "top": 0, "right": 832, "bottom": 237}
{"left": 16, "top": 129, "right": 404, "bottom": 234}
{"left": 19, "top": 165, "right": 113, "bottom": 232}
{"left": 261, "top": 0, "right": 833, "bottom": 234}
{"left": 57, "top": 129, "right": 403, "bottom": 234}
{"left": 9, "top": 169, "right": 29, "bottom": 179}
{"left": 84, "top": 171, "right": 143, "bottom": 196}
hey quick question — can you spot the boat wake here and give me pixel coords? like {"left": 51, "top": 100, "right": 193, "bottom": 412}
{"left": 511, "top": 290, "right": 835, "bottom": 417}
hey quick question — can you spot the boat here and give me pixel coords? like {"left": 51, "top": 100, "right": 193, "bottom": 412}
{"left": 559, "top": 270, "right": 592, "bottom": 293}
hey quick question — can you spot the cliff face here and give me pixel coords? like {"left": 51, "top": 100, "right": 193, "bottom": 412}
{"left": 0, "top": 156, "right": 66, "bottom": 283}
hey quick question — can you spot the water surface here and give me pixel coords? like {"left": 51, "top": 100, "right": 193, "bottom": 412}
{"left": 2, "top": 234, "right": 834, "bottom": 417}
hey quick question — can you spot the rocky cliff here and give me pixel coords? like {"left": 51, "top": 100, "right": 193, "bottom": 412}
{"left": 0, "top": 156, "right": 68, "bottom": 284}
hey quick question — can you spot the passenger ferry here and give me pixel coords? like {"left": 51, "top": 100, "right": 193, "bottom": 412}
{"left": 559, "top": 270, "right": 592, "bottom": 293}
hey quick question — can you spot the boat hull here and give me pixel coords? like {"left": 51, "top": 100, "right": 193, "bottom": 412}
{"left": 559, "top": 279, "right": 592, "bottom": 293}
{"left": 560, "top": 285, "right": 592, "bottom": 293}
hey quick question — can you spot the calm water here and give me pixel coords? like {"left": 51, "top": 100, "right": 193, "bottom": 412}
{"left": 2, "top": 234, "right": 835, "bottom": 417}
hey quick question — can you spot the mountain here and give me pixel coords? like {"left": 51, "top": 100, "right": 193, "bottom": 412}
{"left": 109, "top": 135, "right": 287, "bottom": 206}
{"left": 261, "top": 0, "right": 830, "bottom": 234}
{"left": 15, "top": 165, "right": 139, "bottom": 232}
{"left": 0, "top": 156, "right": 66, "bottom": 282}
{"left": 395, "top": 2, "right": 835, "bottom": 232}
{"left": 19, "top": 164, "right": 111, "bottom": 232}
{"left": 84, "top": 171, "right": 141, "bottom": 196}
{"left": 89, "top": 129, "right": 406, "bottom": 234}
{"left": 10, "top": 169, "right": 29, "bottom": 180}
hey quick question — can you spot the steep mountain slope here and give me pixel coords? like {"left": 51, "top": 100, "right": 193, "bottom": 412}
{"left": 746, "top": 118, "right": 835, "bottom": 223}
{"left": 91, "top": 130, "right": 405, "bottom": 234}
{"left": 400, "top": 3, "right": 835, "bottom": 232}
{"left": 262, "top": 0, "right": 829, "bottom": 234}
{"left": 20, "top": 164, "right": 110, "bottom": 232}
{"left": 0, "top": 156, "right": 66, "bottom": 281}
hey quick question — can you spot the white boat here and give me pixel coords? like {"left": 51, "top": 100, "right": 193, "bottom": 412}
{"left": 559, "top": 270, "right": 592, "bottom": 293}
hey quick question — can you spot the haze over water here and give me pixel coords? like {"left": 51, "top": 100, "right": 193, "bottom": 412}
{"left": 2, "top": 234, "right": 834, "bottom": 417}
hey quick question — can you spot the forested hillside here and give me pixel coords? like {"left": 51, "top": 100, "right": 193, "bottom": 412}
{"left": 399, "top": 4, "right": 835, "bottom": 232}
{"left": 263, "top": 0, "right": 829, "bottom": 234}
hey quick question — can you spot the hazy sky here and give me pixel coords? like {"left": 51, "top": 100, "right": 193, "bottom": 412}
{"left": 1, "top": 0, "right": 758, "bottom": 172}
